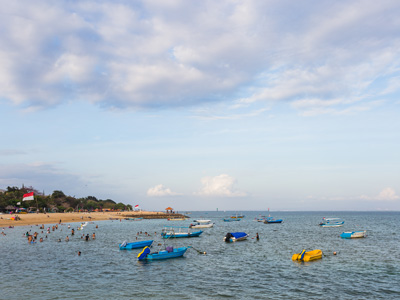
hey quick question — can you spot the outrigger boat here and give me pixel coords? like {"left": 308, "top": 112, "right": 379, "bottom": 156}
{"left": 223, "top": 218, "right": 241, "bottom": 222}
{"left": 319, "top": 217, "right": 344, "bottom": 227}
{"left": 264, "top": 208, "right": 282, "bottom": 223}
{"left": 161, "top": 226, "right": 203, "bottom": 238}
{"left": 137, "top": 246, "right": 190, "bottom": 261}
{"left": 119, "top": 240, "right": 153, "bottom": 250}
{"left": 223, "top": 232, "right": 248, "bottom": 242}
{"left": 340, "top": 230, "right": 367, "bottom": 239}
{"left": 264, "top": 217, "right": 283, "bottom": 224}
{"left": 292, "top": 249, "right": 323, "bottom": 262}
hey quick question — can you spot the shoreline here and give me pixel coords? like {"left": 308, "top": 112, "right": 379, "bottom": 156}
{"left": 0, "top": 211, "right": 186, "bottom": 227}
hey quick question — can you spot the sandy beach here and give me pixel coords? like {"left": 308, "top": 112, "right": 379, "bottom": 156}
{"left": 0, "top": 211, "right": 162, "bottom": 227}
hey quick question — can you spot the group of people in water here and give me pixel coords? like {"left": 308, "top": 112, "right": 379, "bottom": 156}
{"left": 24, "top": 221, "right": 98, "bottom": 249}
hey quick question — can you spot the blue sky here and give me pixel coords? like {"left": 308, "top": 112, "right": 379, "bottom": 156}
{"left": 1, "top": 0, "right": 399, "bottom": 211}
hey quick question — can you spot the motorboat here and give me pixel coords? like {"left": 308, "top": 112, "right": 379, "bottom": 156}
{"left": 223, "top": 232, "right": 248, "bottom": 242}
{"left": 119, "top": 240, "right": 153, "bottom": 250}
{"left": 319, "top": 218, "right": 344, "bottom": 227}
{"left": 292, "top": 249, "right": 323, "bottom": 262}
{"left": 137, "top": 246, "right": 190, "bottom": 260}
{"left": 189, "top": 220, "right": 214, "bottom": 228}
{"left": 264, "top": 217, "right": 283, "bottom": 224}
{"left": 340, "top": 230, "right": 367, "bottom": 239}
{"left": 223, "top": 218, "right": 241, "bottom": 222}
{"left": 161, "top": 226, "right": 203, "bottom": 238}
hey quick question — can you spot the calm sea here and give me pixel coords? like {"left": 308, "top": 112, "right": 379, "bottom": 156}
{"left": 1, "top": 211, "right": 399, "bottom": 299}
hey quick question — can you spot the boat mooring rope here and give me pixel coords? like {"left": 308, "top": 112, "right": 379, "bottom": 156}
{"left": 190, "top": 246, "right": 207, "bottom": 255}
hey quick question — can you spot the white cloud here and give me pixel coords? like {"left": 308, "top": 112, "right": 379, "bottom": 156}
{"left": 196, "top": 174, "right": 246, "bottom": 197}
{"left": 0, "top": 1, "right": 399, "bottom": 113}
{"left": 146, "top": 184, "right": 181, "bottom": 197}
{"left": 361, "top": 187, "right": 399, "bottom": 201}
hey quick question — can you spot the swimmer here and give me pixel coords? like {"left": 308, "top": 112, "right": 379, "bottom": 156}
{"left": 78, "top": 251, "right": 81, "bottom": 256}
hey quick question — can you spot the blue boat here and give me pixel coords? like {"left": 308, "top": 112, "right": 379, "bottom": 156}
{"left": 161, "top": 226, "right": 203, "bottom": 238}
{"left": 137, "top": 246, "right": 190, "bottom": 260}
{"left": 223, "top": 218, "right": 241, "bottom": 222}
{"left": 264, "top": 217, "right": 283, "bottom": 224}
{"left": 319, "top": 218, "right": 344, "bottom": 227}
{"left": 223, "top": 232, "right": 249, "bottom": 242}
{"left": 119, "top": 240, "right": 153, "bottom": 250}
{"left": 340, "top": 231, "right": 366, "bottom": 239}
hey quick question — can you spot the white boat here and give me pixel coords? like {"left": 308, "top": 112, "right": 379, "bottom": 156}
{"left": 189, "top": 220, "right": 214, "bottom": 228}
{"left": 319, "top": 218, "right": 344, "bottom": 227}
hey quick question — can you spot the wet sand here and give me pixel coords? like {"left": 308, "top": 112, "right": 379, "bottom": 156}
{"left": 0, "top": 211, "right": 161, "bottom": 227}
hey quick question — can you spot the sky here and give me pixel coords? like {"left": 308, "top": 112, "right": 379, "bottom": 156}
{"left": 1, "top": 0, "right": 399, "bottom": 211}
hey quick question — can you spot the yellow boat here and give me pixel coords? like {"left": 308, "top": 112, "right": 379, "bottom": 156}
{"left": 292, "top": 249, "right": 323, "bottom": 262}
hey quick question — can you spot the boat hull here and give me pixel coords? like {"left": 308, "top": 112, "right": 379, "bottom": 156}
{"left": 340, "top": 231, "right": 366, "bottom": 239}
{"left": 264, "top": 219, "right": 282, "bottom": 224}
{"left": 223, "top": 232, "right": 249, "bottom": 242}
{"left": 119, "top": 240, "right": 153, "bottom": 250}
{"left": 141, "top": 247, "right": 189, "bottom": 260}
{"left": 189, "top": 223, "right": 214, "bottom": 228}
{"left": 161, "top": 230, "right": 203, "bottom": 238}
{"left": 320, "top": 223, "right": 344, "bottom": 227}
{"left": 292, "top": 249, "right": 323, "bottom": 262}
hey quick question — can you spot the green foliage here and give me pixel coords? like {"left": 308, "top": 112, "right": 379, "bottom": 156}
{"left": 0, "top": 186, "right": 131, "bottom": 212}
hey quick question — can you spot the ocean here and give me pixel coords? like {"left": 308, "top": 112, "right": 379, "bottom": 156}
{"left": 1, "top": 211, "right": 399, "bottom": 299}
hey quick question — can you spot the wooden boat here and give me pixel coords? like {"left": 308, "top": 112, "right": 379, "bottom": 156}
{"left": 319, "top": 217, "right": 344, "bottom": 227}
{"left": 264, "top": 217, "right": 283, "bottom": 224}
{"left": 292, "top": 249, "right": 323, "bottom": 262}
{"left": 223, "top": 232, "right": 248, "bottom": 242}
{"left": 161, "top": 226, "right": 203, "bottom": 238}
{"left": 340, "top": 230, "right": 366, "bottom": 239}
{"left": 119, "top": 240, "right": 153, "bottom": 250}
{"left": 167, "top": 217, "right": 187, "bottom": 221}
{"left": 137, "top": 246, "right": 190, "bottom": 260}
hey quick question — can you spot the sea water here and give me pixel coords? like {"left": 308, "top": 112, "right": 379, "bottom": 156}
{"left": 0, "top": 211, "right": 399, "bottom": 299}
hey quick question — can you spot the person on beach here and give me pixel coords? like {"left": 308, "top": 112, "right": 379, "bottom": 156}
{"left": 78, "top": 251, "right": 81, "bottom": 256}
{"left": 256, "top": 233, "right": 259, "bottom": 241}
{"left": 92, "top": 233, "right": 95, "bottom": 240}
{"left": 65, "top": 236, "right": 69, "bottom": 242}
{"left": 85, "top": 234, "right": 89, "bottom": 241}
{"left": 40, "top": 237, "right": 43, "bottom": 242}
{"left": 71, "top": 228, "right": 75, "bottom": 236}
{"left": 28, "top": 235, "right": 32, "bottom": 243}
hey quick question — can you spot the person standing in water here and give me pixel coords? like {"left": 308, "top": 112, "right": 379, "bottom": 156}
{"left": 85, "top": 234, "right": 89, "bottom": 241}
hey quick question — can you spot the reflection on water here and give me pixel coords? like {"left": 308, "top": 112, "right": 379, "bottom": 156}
{"left": 1, "top": 211, "right": 399, "bottom": 299}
